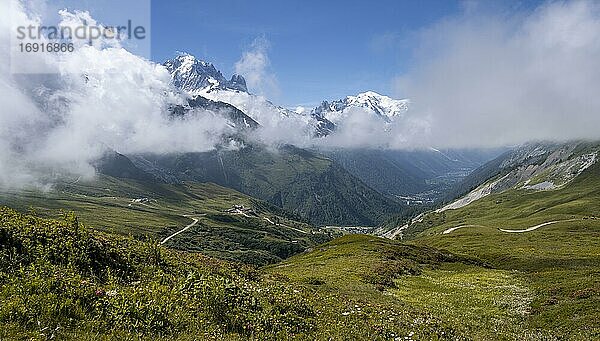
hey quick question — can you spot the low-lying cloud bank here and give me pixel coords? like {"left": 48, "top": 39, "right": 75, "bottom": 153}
{"left": 393, "top": 0, "right": 600, "bottom": 148}
{"left": 0, "top": 0, "right": 231, "bottom": 189}
{"left": 2, "top": 0, "right": 600, "bottom": 189}
{"left": 233, "top": 0, "right": 600, "bottom": 150}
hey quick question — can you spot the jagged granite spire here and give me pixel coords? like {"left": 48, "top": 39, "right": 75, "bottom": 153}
{"left": 164, "top": 54, "right": 247, "bottom": 93}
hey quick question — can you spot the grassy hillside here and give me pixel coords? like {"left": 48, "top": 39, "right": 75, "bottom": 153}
{"left": 132, "top": 145, "right": 404, "bottom": 226}
{"left": 266, "top": 235, "right": 554, "bottom": 340}
{"left": 2, "top": 202, "right": 596, "bottom": 339}
{"left": 0, "top": 207, "right": 532, "bottom": 340}
{"left": 2, "top": 206, "right": 549, "bottom": 340}
{"left": 2, "top": 145, "right": 597, "bottom": 339}
{"left": 0, "top": 206, "right": 318, "bottom": 340}
{"left": 441, "top": 141, "right": 600, "bottom": 206}
{"left": 0, "top": 176, "right": 332, "bottom": 266}
{"left": 402, "top": 160, "right": 600, "bottom": 339}
{"left": 406, "top": 155, "right": 600, "bottom": 239}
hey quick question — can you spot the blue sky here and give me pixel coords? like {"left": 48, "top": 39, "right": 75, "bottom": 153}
{"left": 37, "top": 0, "right": 543, "bottom": 107}
{"left": 150, "top": 0, "right": 465, "bottom": 106}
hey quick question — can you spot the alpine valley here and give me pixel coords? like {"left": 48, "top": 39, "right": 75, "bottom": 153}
{"left": 1, "top": 53, "right": 599, "bottom": 340}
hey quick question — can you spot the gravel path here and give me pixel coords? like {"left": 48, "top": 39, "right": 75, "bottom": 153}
{"left": 160, "top": 215, "right": 202, "bottom": 244}
{"left": 443, "top": 218, "right": 587, "bottom": 235}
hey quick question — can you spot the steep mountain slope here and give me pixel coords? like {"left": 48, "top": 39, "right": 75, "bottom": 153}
{"left": 377, "top": 141, "right": 599, "bottom": 241}
{"left": 164, "top": 54, "right": 335, "bottom": 137}
{"left": 131, "top": 145, "right": 404, "bottom": 226}
{"left": 161, "top": 53, "right": 503, "bottom": 217}
{"left": 92, "top": 151, "right": 157, "bottom": 182}
{"left": 386, "top": 141, "right": 600, "bottom": 242}
{"left": 440, "top": 141, "right": 599, "bottom": 211}
{"left": 171, "top": 95, "right": 260, "bottom": 130}
{"left": 323, "top": 147, "right": 504, "bottom": 202}
{"left": 164, "top": 54, "right": 248, "bottom": 93}
{"left": 405, "top": 151, "right": 600, "bottom": 239}
{"left": 323, "top": 149, "right": 428, "bottom": 197}
{"left": 397, "top": 157, "right": 600, "bottom": 339}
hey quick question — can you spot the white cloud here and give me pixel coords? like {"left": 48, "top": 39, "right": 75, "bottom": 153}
{"left": 0, "top": 1, "right": 230, "bottom": 189}
{"left": 392, "top": 0, "right": 600, "bottom": 148}
{"left": 310, "top": 106, "right": 430, "bottom": 150}
{"left": 4, "top": 0, "right": 600, "bottom": 191}
{"left": 234, "top": 36, "right": 279, "bottom": 98}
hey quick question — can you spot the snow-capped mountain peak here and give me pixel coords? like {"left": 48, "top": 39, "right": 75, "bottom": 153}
{"left": 164, "top": 54, "right": 411, "bottom": 139}
{"left": 164, "top": 54, "right": 336, "bottom": 138}
{"left": 164, "top": 54, "right": 247, "bottom": 94}
{"left": 348, "top": 91, "right": 409, "bottom": 119}
{"left": 312, "top": 91, "right": 409, "bottom": 124}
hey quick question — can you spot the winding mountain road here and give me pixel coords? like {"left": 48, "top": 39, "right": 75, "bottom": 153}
{"left": 160, "top": 215, "right": 203, "bottom": 245}
{"left": 264, "top": 217, "right": 308, "bottom": 234}
{"left": 498, "top": 219, "right": 582, "bottom": 233}
{"left": 442, "top": 218, "right": 591, "bottom": 235}
{"left": 442, "top": 225, "right": 485, "bottom": 234}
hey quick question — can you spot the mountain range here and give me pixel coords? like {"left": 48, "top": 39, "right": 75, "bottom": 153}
{"left": 0, "top": 53, "right": 505, "bottom": 230}
{"left": 163, "top": 54, "right": 416, "bottom": 138}
{"left": 2, "top": 53, "right": 599, "bottom": 341}
{"left": 161, "top": 53, "right": 502, "bottom": 197}
{"left": 3, "top": 138, "right": 598, "bottom": 339}
{"left": 64, "top": 53, "right": 503, "bottom": 227}
{"left": 377, "top": 140, "right": 600, "bottom": 239}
